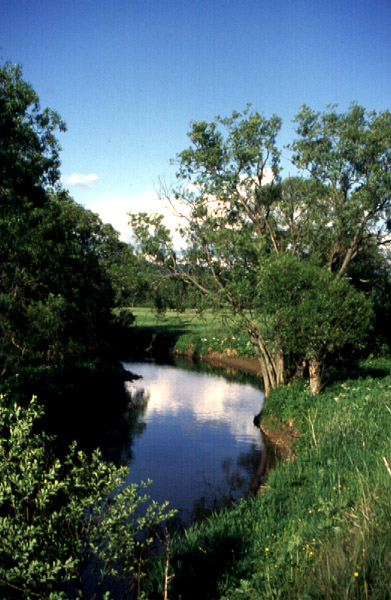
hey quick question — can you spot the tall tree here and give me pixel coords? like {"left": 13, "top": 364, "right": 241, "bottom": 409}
{"left": 0, "top": 62, "right": 118, "bottom": 384}
{"left": 290, "top": 102, "right": 391, "bottom": 276}
{"left": 0, "top": 62, "right": 65, "bottom": 191}
{"left": 129, "top": 104, "right": 388, "bottom": 394}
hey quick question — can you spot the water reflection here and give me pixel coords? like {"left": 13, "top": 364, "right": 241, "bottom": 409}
{"left": 120, "top": 360, "right": 265, "bottom": 523}
{"left": 39, "top": 367, "right": 145, "bottom": 463}
{"left": 102, "top": 398, "right": 148, "bottom": 465}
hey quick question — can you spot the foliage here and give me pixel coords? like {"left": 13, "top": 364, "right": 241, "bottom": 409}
{"left": 0, "top": 396, "right": 176, "bottom": 599}
{"left": 346, "top": 246, "right": 391, "bottom": 355}
{"left": 0, "top": 186, "right": 115, "bottom": 378}
{"left": 129, "top": 103, "right": 391, "bottom": 393}
{"left": 0, "top": 62, "right": 65, "bottom": 190}
{"left": 0, "top": 60, "right": 146, "bottom": 389}
{"left": 290, "top": 102, "right": 391, "bottom": 276}
{"left": 253, "top": 254, "right": 373, "bottom": 389}
{"left": 93, "top": 221, "right": 151, "bottom": 308}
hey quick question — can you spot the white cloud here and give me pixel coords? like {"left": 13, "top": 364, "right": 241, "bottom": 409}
{"left": 90, "top": 190, "right": 187, "bottom": 247}
{"left": 62, "top": 173, "right": 99, "bottom": 187}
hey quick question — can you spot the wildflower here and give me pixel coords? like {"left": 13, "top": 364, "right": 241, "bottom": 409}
{"left": 199, "top": 546, "right": 207, "bottom": 554}
{"left": 354, "top": 571, "right": 359, "bottom": 577}
{"left": 308, "top": 509, "right": 312, "bottom": 513}
{"left": 265, "top": 547, "right": 269, "bottom": 552}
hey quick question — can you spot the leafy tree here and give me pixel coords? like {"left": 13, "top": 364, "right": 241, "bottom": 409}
{"left": 0, "top": 62, "right": 65, "bottom": 192}
{"left": 346, "top": 246, "right": 391, "bottom": 355}
{"left": 0, "top": 186, "right": 115, "bottom": 380}
{"left": 129, "top": 104, "right": 390, "bottom": 394}
{"left": 0, "top": 396, "right": 175, "bottom": 599}
{"left": 130, "top": 107, "right": 285, "bottom": 393}
{"left": 290, "top": 102, "right": 391, "bottom": 276}
{"left": 0, "top": 61, "right": 134, "bottom": 387}
{"left": 254, "top": 255, "right": 373, "bottom": 393}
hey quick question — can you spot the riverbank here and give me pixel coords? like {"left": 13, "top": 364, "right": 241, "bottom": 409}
{"left": 146, "top": 357, "right": 391, "bottom": 600}
{"left": 128, "top": 307, "right": 257, "bottom": 361}
{"left": 179, "top": 350, "right": 262, "bottom": 376}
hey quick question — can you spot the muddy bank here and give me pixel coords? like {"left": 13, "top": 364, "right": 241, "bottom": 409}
{"left": 173, "top": 349, "right": 263, "bottom": 378}
{"left": 259, "top": 416, "right": 300, "bottom": 462}
{"left": 202, "top": 352, "right": 262, "bottom": 376}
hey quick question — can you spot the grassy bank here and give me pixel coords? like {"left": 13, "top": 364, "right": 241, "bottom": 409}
{"left": 129, "top": 307, "right": 256, "bottom": 358}
{"left": 145, "top": 358, "right": 391, "bottom": 600}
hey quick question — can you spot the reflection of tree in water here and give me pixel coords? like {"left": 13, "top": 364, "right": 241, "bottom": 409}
{"left": 190, "top": 440, "right": 266, "bottom": 522}
{"left": 40, "top": 371, "right": 148, "bottom": 467}
{"left": 103, "top": 387, "right": 149, "bottom": 466}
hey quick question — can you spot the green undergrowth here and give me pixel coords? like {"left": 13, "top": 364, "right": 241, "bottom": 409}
{"left": 146, "top": 358, "right": 391, "bottom": 599}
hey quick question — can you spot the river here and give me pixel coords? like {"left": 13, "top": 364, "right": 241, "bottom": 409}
{"left": 114, "top": 358, "right": 265, "bottom": 524}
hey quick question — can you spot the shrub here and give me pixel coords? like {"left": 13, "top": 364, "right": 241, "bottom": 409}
{"left": 0, "top": 396, "right": 175, "bottom": 599}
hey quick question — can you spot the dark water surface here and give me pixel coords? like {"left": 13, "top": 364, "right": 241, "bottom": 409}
{"left": 118, "top": 359, "right": 265, "bottom": 523}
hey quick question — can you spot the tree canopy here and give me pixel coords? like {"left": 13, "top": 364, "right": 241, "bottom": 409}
{"left": 0, "top": 61, "right": 145, "bottom": 393}
{"left": 130, "top": 103, "right": 391, "bottom": 394}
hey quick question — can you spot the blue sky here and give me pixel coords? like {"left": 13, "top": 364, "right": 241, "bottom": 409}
{"left": 1, "top": 0, "right": 391, "bottom": 241}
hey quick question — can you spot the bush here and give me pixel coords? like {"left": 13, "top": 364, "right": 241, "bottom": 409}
{"left": 0, "top": 396, "right": 175, "bottom": 599}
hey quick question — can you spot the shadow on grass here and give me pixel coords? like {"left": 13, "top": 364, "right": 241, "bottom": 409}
{"left": 324, "top": 355, "right": 391, "bottom": 387}
{"left": 147, "top": 527, "right": 249, "bottom": 600}
{"left": 118, "top": 324, "right": 191, "bottom": 361}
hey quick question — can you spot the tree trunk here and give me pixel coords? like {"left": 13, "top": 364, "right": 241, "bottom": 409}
{"left": 258, "top": 357, "right": 273, "bottom": 398}
{"left": 309, "top": 358, "right": 323, "bottom": 394}
{"left": 248, "top": 329, "right": 285, "bottom": 396}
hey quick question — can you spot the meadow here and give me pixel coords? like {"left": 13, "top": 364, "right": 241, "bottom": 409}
{"left": 129, "top": 307, "right": 256, "bottom": 358}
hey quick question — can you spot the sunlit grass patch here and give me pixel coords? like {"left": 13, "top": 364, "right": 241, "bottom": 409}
{"left": 129, "top": 306, "right": 256, "bottom": 357}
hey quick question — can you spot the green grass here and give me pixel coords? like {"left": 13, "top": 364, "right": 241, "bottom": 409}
{"left": 129, "top": 307, "right": 256, "bottom": 357}
{"left": 145, "top": 358, "right": 391, "bottom": 599}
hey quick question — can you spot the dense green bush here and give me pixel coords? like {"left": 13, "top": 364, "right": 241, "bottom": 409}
{"left": 0, "top": 396, "right": 176, "bottom": 599}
